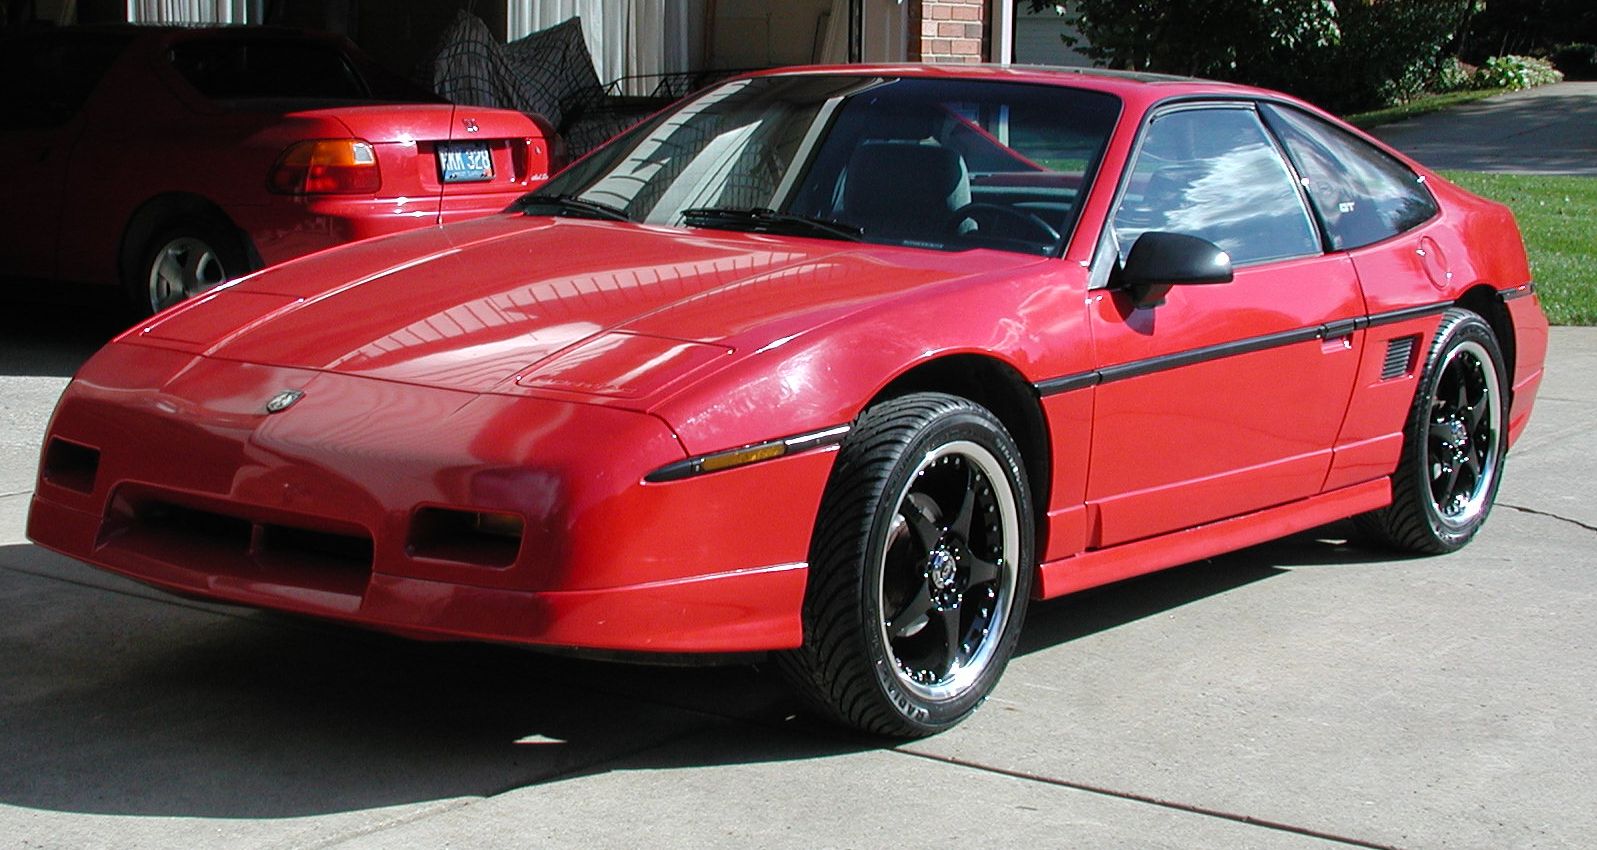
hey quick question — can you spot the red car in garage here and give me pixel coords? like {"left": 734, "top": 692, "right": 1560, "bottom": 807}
{"left": 28, "top": 66, "right": 1548, "bottom": 736}
{"left": 0, "top": 26, "right": 555, "bottom": 314}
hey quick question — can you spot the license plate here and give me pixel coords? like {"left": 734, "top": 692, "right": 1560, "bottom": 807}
{"left": 438, "top": 141, "right": 493, "bottom": 183}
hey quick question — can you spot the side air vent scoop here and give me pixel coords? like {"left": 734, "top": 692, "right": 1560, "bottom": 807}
{"left": 1382, "top": 336, "right": 1418, "bottom": 380}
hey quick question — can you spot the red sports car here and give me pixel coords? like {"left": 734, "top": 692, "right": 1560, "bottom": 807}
{"left": 28, "top": 66, "right": 1548, "bottom": 736}
{"left": 0, "top": 26, "right": 555, "bottom": 315}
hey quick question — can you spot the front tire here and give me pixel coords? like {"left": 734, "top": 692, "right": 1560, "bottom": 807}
{"left": 1358, "top": 308, "right": 1507, "bottom": 554}
{"left": 779, "top": 393, "right": 1034, "bottom": 737}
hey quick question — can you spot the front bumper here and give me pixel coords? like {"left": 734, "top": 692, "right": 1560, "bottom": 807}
{"left": 28, "top": 496, "right": 807, "bottom": 651}
{"left": 27, "top": 344, "right": 833, "bottom": 652}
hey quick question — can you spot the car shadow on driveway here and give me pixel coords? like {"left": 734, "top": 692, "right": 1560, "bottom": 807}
{"left": 0, "top": 542, "right": 856, "bottom": 820}
{"left": 1016, "top": 521, "right": 1406, "bottom": 655}
{"left": 0, "top": 524, "right": 1406, "bottom": 820}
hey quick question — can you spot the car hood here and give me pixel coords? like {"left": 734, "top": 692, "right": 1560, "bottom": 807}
{"left": 133, "top": 214, "right": 1046, "bottom": 396}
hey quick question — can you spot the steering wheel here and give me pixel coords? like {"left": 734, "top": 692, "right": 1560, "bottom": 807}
{"left": 950, "top": 203, "right": 1061, "bottom": 250}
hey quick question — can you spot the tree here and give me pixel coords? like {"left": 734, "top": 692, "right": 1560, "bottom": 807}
{"left": 1028, "top": 0, "right": 1478, "bottom": 111}
{"left": 1029, "top": 0, "right": 1339, "bottom": 79}
{"left": 1461, "top": 0, "right": 1597, "bottom": 60}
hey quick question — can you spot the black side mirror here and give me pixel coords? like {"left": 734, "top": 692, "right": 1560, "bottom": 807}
{"left": 1119, "top": 231, "right": 1234, "bottom": 309}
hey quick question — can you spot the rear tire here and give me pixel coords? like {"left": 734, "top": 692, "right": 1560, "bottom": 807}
{"left": 1356, "top": 308, "right": 1507, "bottom": 554}
{"left": 129, "top": 217, "right": 247, "bottom": 316}
{"left": 778, "top": 393, "right": 1034, "bottom": 737}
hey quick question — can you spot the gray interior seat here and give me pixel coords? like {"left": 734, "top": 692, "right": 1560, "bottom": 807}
{"left": 841, "top": 142, "right": 971, "bottom": 244}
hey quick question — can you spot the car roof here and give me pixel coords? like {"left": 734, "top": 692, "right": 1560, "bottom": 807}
{"left": 747, "top": 62, "right": 1283, "bottom": 110}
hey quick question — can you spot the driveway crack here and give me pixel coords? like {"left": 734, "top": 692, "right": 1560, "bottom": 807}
{"left": 272, "top": 800, "right": 477, "bottom": 850}
{"left": 895, "top": 748, "right": 1402, "bottom": 850}
{"left": 1499, "top": 502, "right": 1597, "bottom": 534}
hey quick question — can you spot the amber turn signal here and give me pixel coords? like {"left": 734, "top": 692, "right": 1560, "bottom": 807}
{"left": 269, "top": 139, "right": 382, "bottom": 194}
{"left": 698, "top": 442, "right": 786, "bottom": 473}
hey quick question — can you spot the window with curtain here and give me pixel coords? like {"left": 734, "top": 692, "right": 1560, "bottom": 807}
{"left": 506, "top": 0, "right": 675, "bottom": 91}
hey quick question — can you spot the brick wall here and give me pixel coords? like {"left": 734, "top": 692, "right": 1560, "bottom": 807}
{"left": 910, "top": 0, "right": 988, "bottom": 63}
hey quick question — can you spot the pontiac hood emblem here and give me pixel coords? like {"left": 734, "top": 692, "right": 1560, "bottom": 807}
{"left": 265, "top": 390, "right": 304, "bottom": 413}
{"left": 462, "top": 117, "right": 480, "bottom": 133}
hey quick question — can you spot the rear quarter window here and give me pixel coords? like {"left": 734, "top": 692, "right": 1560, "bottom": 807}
{"left": 169, "top": 39, "right": 369, "bottom": 100}
{"left": 1260, "top": 103, "right": 1439, "bottom": 250}
{"left": 0, "top": 34, "right": 130, "bottom": 130}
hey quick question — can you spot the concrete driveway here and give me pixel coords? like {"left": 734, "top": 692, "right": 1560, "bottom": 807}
{"left": 1, "top": 301, "right": 1592, "bottom": 849}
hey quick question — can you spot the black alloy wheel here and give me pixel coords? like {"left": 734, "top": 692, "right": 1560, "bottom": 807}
{"left": 779, "top": 392, "right": 1034, "bottom": 737}
{"left": 1358, "top": 308, "right": 1507, "bottom": 553}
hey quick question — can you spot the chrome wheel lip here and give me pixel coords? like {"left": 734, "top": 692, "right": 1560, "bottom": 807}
{"left": 147, "top": 236, "right": 227, "bottom": 313}
{"left": 876, "top": 439, "right": 1020, "bottom": 703}
{"left": 1424, "top": 339, "right": 1503, "bottom": 530}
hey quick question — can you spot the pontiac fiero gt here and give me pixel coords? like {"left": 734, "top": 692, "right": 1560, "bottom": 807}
{"left": 29, "top": 65, "right": 1547, "bottom": 736}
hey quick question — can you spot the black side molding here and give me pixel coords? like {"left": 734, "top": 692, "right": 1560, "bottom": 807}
{"left": 1036, "top": 301, "right": 1453, "bottom": 398}
{"left": 1500, "top": 283, "right": 1536, "bottom": 301}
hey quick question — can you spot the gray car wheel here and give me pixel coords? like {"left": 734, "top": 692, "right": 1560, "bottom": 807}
{"left": 132, "top": 219, "right": 247, "bottom": 316}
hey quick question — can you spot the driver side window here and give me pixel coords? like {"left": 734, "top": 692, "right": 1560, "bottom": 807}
{"left": 1113, "top": 106, "right": 1321, "bottom": 266}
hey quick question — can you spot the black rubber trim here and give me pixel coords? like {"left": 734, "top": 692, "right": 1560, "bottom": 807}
{"left": 1500, "top": 283, "right": 1536, "bottom": 301}
{"left": 645, "top": 424, "right": 852, "bottom": 483}
{"left": 1321, "top": 317, "right": 1361, "bottom": 339}
{"left": 1098, "top": 324, "right": 1324, "bottom": 384}
{"left": 1036, "top": 301, "right": 1452, "bottom": 397}
{"left": 1034, "top": 372, "right": 1101, "bottom": 395}
{"left": 1364, "top": 301, "right": 1452, "bottom": 329}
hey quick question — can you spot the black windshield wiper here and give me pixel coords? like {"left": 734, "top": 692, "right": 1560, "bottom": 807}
{"left": 518, "top": 193, "right": 633, "bottom": 222}
{"left": 681, "top": 207, "right": 863, "bottom": 242}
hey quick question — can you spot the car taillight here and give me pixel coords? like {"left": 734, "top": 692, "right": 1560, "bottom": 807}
{"left": 269, "top": 139, "right": 381, "bottom": 194}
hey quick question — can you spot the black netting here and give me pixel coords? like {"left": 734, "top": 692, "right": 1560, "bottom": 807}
{"left": 423, "top": 10, "right": 527, "bottom": 110}
{"left": 422, "top": 11, "right": 745, "bottom": 157}
{"left": 502, "top": 16, "right": 603, "bottom": 130}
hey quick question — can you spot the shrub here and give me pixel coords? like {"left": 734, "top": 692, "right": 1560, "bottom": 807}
{"left": 1474, "top": 54, "right": 1565, "bottom": 90}
{"left": 1304, "top": 0, "right": 1477, "bottom": 111}
{"left": 1550, "top": 43, "right": 1597, "bottom": 80}
{"left": 1460, "top": 1, "right": 1597, "bottom": 64}
{"left": 1434, "top": 56, "right": 1477, "bottom": 93}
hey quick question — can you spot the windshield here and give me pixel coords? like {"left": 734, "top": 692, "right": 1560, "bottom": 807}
{"left": 530, "top": 74, "right": 1120, "bottom": 256}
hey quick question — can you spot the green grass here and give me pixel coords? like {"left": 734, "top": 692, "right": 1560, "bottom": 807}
{"left": 1344, "top": 88, "right": 1508, "bottom": 129}
{"left": 1441, "top": 170, "right": 1597, "bottom": 325}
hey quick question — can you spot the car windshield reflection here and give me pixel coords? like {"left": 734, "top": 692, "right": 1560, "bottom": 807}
{"left": 527, "top": 74, "right": 1121, "bottom": 256}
